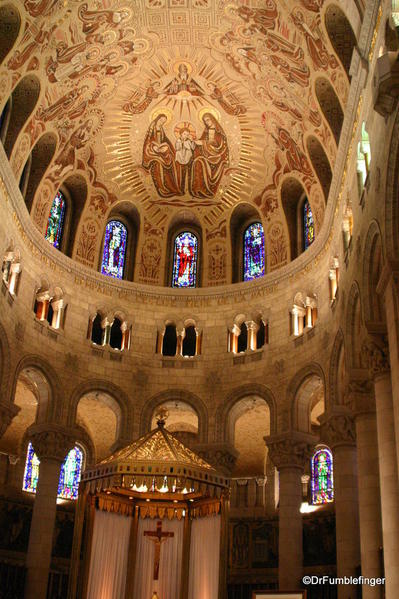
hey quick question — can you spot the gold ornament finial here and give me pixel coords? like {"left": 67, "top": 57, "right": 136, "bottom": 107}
{"left": 155, "top": 408, "right": 169, "bottom": 428}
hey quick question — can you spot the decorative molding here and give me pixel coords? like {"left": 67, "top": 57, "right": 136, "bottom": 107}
{"left": 361, "top": 338, "right": 390, "bottom": 379}
{"left": 345, "top": 379, "right": 375, "bottom": 416}
{"left": 319, "top": 408, "right": 356, "bottom": 448}
{"left": 264, "top": 431, "right": 317, "bottom": 470}
{"left": 0, "top": 402, "right": 20, "bottom": 439}
{"left": 26, "top": 423, "right": 76, "bottom": 461}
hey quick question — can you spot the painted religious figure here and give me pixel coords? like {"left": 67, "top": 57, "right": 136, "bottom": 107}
{"left": 164, "top": 63, "right": 204, "bottom": 96}
{"left": 142, "top": 113, "right": 180, "bottom": 198}
{"left": 172, "top": 232, "right": 198, "bottom": 287}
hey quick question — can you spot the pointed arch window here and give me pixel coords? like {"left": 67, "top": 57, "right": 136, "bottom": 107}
{"left": 101, "top": 220, "right": 128, "bottom": 280}
{"left": 303, "top": 199, "right": 315, "bottom": 250}
{"left": 172, "top": 231, "right": 198, "bottom": 288}
{"left": 23, "top": 443, "right": 83, "bottom": 500}
{"left": 243, "top": 222, "right": 265, "bottom": 281}
{"left": 311, "top": 447, "right": 334, "bottom": 505}
{"left": 45, "top": 191, "right": 66, "bottom": 250}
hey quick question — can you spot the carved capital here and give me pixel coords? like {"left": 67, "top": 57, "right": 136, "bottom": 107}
{"left": 265, "top": 431, "right": 317, "bottom": 470}
{"left": 345, "top": 379, "right": 375, "bottom": 416}
{"left": 319, "top": 408, "right": 356, "bottom": 449}
{"left": 361, "top": 339, "right": 390, "bottom": 379}
{"left": 27, "top": 423, "right": 75, "bottom": 462}
{"left": 193, "top": 443, "right": 238, "bottom": 476}
{"left": 0, "top": 402, "right": 20, "bottom": 439}
{"left": 373, "top": 52, "right": 399, "bottom": 118}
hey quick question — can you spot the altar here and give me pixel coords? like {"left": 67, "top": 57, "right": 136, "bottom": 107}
{"left": 67, "top": 415, "right": 230, "bottom": 599}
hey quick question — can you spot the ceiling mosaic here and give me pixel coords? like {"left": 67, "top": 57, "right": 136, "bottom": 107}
{"left": 0, "top": 0, "right": 350, "bottom": 285}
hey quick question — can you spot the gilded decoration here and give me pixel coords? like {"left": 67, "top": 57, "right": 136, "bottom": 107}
{"left": 0, "top": 0, "right": 352, "bottom": 283}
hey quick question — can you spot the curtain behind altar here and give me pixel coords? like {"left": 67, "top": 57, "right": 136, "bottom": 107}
{"left": 133, "top": 516, "right": 184, "bottom": 599}
{"left": 188, "top": 515, "right": 221, "bottom": 599}
{"left": 87, "top": 509, "right": 131, "bottom": 599}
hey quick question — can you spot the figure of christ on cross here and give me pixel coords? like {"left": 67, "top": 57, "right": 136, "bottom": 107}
{"left": 144, "top": 520, "right": 175, "bottom": 582}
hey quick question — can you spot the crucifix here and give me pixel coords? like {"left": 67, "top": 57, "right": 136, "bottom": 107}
{"left": 144, "top": 520, "right": 174, "bottom": 580}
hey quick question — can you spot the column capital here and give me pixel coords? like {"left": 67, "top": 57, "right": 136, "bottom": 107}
{"left": 345, "top": 379, "right": 376, "bottom": 416}
{"left": 264, "top": 431, "right": 317, "bottom": 471}
{"left": 319, "top": 407, "right": 356, "bottom": 449}
{"left": 0, "top": 401, "right": 20, "bottom": 438}
{"left": 27, "top": 423, "right": 76, "bottom": 462}
{"left": 361, "top": 338, "right": 390, "bottom": 379}
{"left": 193, "top": 442, "right": 238, "bottom": 476}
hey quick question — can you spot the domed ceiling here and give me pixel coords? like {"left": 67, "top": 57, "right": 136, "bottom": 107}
{"left": 1, "top": 0, "right": 350, "bottom": 286}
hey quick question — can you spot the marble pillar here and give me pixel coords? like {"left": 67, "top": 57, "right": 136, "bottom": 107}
{"left": 349, "top": 382, "right": 383, "bottom": 599}
{"left": 265, "top": 431, "right": 316, "bottom": 590}
{"left": 320, "top": 407, "right": 360, "bottom": 599}
{"left": 24, "top": 424, "right": 74, "bottom": 599}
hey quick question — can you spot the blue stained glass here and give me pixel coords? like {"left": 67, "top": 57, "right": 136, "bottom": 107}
{"left": 58, "top": 447, "right": 83, "bottom": 500}
{"left": 23, "top": 442, "right": 40, "bottom": 493}
{"left": 303, "top": 199, "right": 315, "bottom": 250}
{"left": 311, "top": 447, "right": 334, "bottom": 505}
{"left": 172, "top": 231, "right": 198, "bottom": 288}
{"left": 45, "top": 191, "right": 66, "bottom": 249}
{"left": 23, "top": 444, "right": 83, "bottom": 501}
{"left": 243, "top": 222, "right": 265, "bottom": 281}
{"left": 101, "top": 220, "right": 128, "bottom": 279}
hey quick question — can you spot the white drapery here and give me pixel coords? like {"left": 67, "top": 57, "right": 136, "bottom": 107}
{"left": 133, "top": 516, "right": 184, "bottom": 599}
{"left": 188, "top": 514, "right": 221, "bottom": 599}
{"left": 86, "top": 509, "right": 131, "bottom": 599}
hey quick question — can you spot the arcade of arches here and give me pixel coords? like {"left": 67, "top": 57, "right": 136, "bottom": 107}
{"left": 1, "top": 0, "right": 399, "bottom": 598}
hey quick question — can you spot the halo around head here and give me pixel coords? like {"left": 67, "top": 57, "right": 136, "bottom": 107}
{"left": 150, "top": 107, "right": 173, "bottom": 124}
{"left": 174, "top": 121, "right": 197, "bottom": 139}
{"left": 173, "top": 60, "right": 193, "bottom": 75}
{"left": 198, "top": 107, "right": 221, "bottom": 123}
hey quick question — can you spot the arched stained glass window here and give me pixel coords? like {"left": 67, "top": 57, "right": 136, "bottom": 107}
{"left": 45, "top": 191, "right": 66, "bottom": 249}
{"left": 303, "top": 199, "right": 315, "bottom": 250}
{"left": 101, "top": 220, "right": 128, "bottom": 280}
{"left": 243, "top": 222, "right": 265, "bottom": 281}
{"left": 172, "top": 231, "right": 198, "bottom": 288}
{"left": 58, "top": 446, "right": 83, "bottom": 500}
{"left": 22, "top": 443, "right": 83, "bottom": 500}
{"left": 23, "top": 442, "right": 40, "bottom": 493}
{"left": 311, "top": 447, "right": 334, "bottom": 505}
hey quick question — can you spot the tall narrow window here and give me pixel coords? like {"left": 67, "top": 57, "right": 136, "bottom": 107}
{"left": 101, "top": 220, "right": 128, "bottom": 280}
{"left": 45, "top": 191, "right": 66, "bottom": 249}
{"left": 57, "top": 446, "right": 83, "bottom": 500}
{"left": 243, "top": 222, "right": 265, "bottom": 281}
{"left": 23, "top": 442, "right": 40, "bottom": 493}
{"left": 311, "top": 447, "right": 334, "bottom": 505}
{"left": 172, "top": 231, "right": 198, "bottom": 288}
{"left": 357, "top": 123, "right": 371, "bottom": 192}
{"left": 303, "top": 199, "right": 315, "bottom": 250}
{"left": 23, "top": 443, "right": 83, "bottom": 500}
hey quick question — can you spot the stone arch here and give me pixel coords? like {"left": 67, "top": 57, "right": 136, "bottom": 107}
{"left": 12, "top": 355, "right": 62, "bottom": 423}
{"left": 67, "top": 379, "right": 132, "bottom": 444}
{"left": 328, "top": 328, "right": 345, "bottom": 409}
{"left": 280, "top": 177, "right": 308, "bottom": 260}
{"left": 315, "top": 77, "right": 344, "bottom": 145}
{"left": 385, "top": 108, "right": 399, "bottom": 261}
{"left": 216, "top": 383, "right": 277, "bottom": 443}
{"left": 140, "top": 389, "right": 208, "bottom": 443}
{"left": 289, "top": 363, "right": 326, "bottom": 433}
{"left": 20, "top": 132, "right": 57, "bottom": 212}
{"left": 324, "top": 4, "right": 357, "bottom": 77}
{"left": 306, "top": 135, "right": 333, "bottom": 202}
{"left": 0, "top": 3, "right": 21, "bottom": 66}
{"left": 3, "top": 74, "right": 41, "bottom": 159}
{"left": 362, "top": 220, "right": 385, "bottom": 324}
{"left": 345, "top": 281, "right": 363, "bottom": 369}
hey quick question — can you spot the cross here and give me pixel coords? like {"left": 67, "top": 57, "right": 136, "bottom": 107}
{"left": 144, "top": 520, "right": 174, "bottom": 580}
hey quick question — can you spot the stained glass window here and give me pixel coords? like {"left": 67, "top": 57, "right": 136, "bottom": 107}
{"left": 57, "top": 447, "right": 83, "bottom": 500}
{"left": 45, "top": 191, "right": 66, "bottom": 249}
{"left": 101, "top": 220, "right": 128, "bottom": 279}
{"left": 23, "top": 442, "right": 40, "bottom": 493}
{"left": 243, "top": 222, "right": 265, "bottom": 281}
{"left": 311, "top": 447, "right": 334, "bottom": 505}
{"left": 172, "top": 231, "right": 198, "bottom": 288}
{"left": 303, "top": 199, "right": 315, "bottom": 250}
{"left": 22, "top": 444, "right": 83, "bottom": 500}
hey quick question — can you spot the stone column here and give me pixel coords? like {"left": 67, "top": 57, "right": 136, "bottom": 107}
{"left": 320, "top": 407, "right": 360, "bottom": 599}
{"left": 363, "top": 340, "right": 399, "bottom": 598}
{"left": 265, "top": 431, "right": 316, "bottom": 590}
{"left": 24, "top": 424, "right": 74, "bottom": 599}
{"left": 348, "top": 381, "right": 383, "bottom": 599}
{"left": 0, "top": 401, "right": 20, "bottom": 438}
